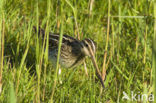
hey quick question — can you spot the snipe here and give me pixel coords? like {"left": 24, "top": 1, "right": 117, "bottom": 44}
{"left": 34, "top": 27, "right": 104, "bottom": 88}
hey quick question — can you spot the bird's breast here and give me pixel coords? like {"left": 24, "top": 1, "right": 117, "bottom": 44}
{"left": 48, "top": 46, "right": 85, "bottom": 68}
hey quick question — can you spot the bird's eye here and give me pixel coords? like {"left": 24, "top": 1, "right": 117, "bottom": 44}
{"left": 85, "top": 43, "right": 88, "bottom": 47}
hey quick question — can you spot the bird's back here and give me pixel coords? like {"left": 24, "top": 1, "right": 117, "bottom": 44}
{"left": 34, "top": 27, "right": 86, "bottom": 68}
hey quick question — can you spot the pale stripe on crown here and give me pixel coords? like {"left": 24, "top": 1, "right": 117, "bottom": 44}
{"left": 83, "top": 38, "right": 96, "bottom": 53}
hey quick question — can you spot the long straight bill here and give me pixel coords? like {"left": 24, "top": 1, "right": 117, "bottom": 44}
{"left": 88, "top": 46, "right": 105, "bottom": 88}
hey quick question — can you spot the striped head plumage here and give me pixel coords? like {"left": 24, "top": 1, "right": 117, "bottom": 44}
{"left": 33, "top": 26, "right": 104, "bottom": 88}
{"left": 81, "top": 38, "right": 96, "bottom": 57}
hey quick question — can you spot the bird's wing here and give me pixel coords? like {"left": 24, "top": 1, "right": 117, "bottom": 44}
{"left": 34, "top": 26, "right": 82, "bottom": 51}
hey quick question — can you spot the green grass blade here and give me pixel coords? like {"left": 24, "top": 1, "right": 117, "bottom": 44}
{"left": 50, "top": 17, "right": 64, "bottom": 103}
{"left": 9, "top": 82, "right": 16, "bottom": 103}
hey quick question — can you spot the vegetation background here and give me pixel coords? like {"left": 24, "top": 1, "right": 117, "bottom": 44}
{"left": 0, "top": 0, "right": 154, "bottom": 102}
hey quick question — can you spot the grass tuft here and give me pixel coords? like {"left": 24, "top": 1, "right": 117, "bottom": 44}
{"left": 0, "top": 0, "right": 154, "bottom": 102}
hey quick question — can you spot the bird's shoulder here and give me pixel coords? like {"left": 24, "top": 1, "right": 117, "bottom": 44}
{"left": 49, "top": 33, "right": 81, "bottom": 48}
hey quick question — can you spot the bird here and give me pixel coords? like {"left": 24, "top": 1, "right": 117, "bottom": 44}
{"left": 34, "top": 26, "right": 104, "bottom": 88}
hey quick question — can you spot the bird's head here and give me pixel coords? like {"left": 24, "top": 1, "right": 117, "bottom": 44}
{"left": 81, "top": 38, "right": 96, "bottom": 57}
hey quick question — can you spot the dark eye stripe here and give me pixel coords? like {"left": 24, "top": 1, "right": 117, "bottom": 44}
{"left": 84, "top": 38, "right": 96, "bottom": 53}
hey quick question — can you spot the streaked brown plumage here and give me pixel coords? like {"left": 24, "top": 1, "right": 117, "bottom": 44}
{"left": 34, "top": 26, "right": 104, "bottom": 88}
{"left": 36, "top": 27, "right": 96, "bottom": 68}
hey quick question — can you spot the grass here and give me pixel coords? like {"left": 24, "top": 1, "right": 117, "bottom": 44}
{"left": 0, "top": 0, "right": 154, "bottom": 102}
